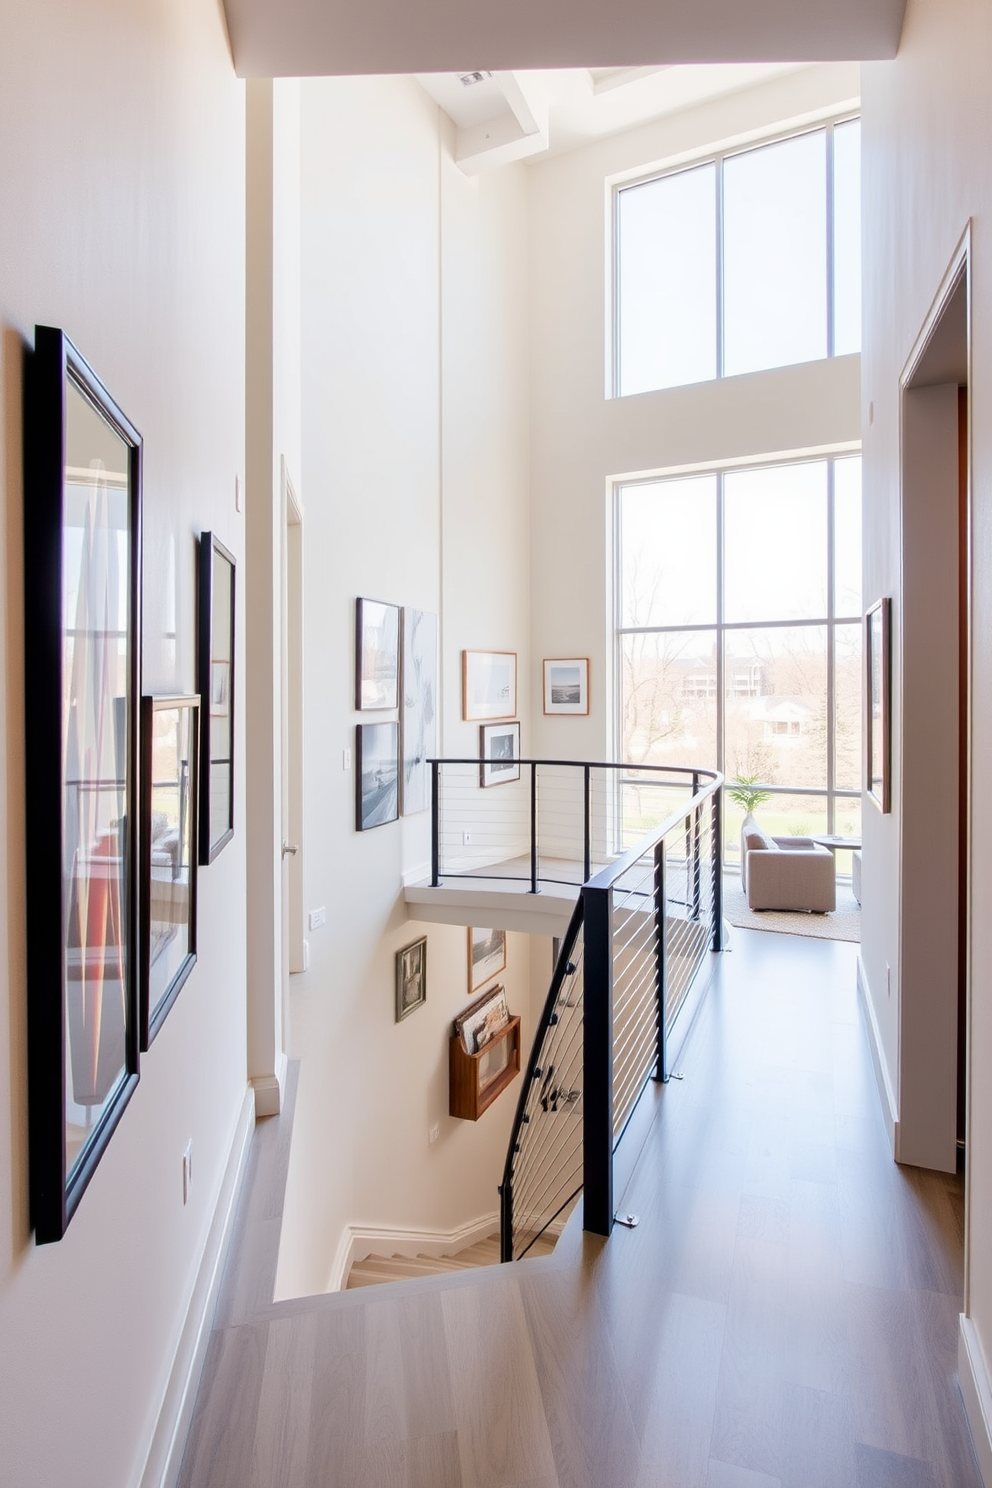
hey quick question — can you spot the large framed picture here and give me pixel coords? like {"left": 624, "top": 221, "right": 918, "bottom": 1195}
{"left": 356, "top": 598, "right": 400, "bottom": 710}
{"left": 468, "top": 926, "right": 507, "bottom": 993}
{"left": 865, "top": 597, "right": 891, "bottom": 813}
{"left": 23, "top": 326, "right": 142, "bottom": 1243}
{"left": 462, "top": 649, "right": 516, "bottom": 721}
{"left": 395, "top": 936, "right": 427, "bottom": 1021}
{"left": 356, "top": 721, "right": 399, "bottom": 830}
{"left": 141, "top": 695, "right": 200, "bottom": 1048}
{"left": 543, "top": 657, "right": 590, "bottom": 715}
{"left": 197, "top": 532, "right": 235, "bottom": 863}
{"left": 401, "top": 608, "right": 437, "bottom": 816}
{"left": 480, "top": 721, "right": 521, "bottom": 787}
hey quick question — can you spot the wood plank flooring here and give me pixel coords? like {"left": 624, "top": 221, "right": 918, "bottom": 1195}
{"left": 177, "top": 929, "right": 981, "bottom": 1488}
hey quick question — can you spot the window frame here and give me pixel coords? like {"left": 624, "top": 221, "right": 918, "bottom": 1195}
{"left": 611, "top": 113, "right": 861, "bottom": 398}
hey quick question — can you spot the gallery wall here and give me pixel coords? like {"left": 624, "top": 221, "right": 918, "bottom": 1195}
{"left": 0, "top": 0, "right": 248, "bottom": 1485}
{"left": 861, "top": 0, "right": 992, "bottom": 1465}
{"left": 273, "top": 76, "right": 540, "bottom": 1299}
{"left": 526, "top": 63, "right": 863, "bottom": 765}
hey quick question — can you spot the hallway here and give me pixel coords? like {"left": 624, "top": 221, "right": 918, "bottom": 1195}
{"left": 178, "top": 929, "right": 979, "bottom": 1488}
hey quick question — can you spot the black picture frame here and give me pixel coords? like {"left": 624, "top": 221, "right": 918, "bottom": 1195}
{"left": 480, "top": 721, "right": 521, "bottom": 787}
{"left": 356, "top": 721, "right": 399, "bottom": 830}
{"left": 141, "top": 694, "right": 200, "bottom": 1048}
{"left": 395, "top": 936, "right": 427, "bottom": 1021}
{"left": 355, "top": 597, "right": 400, "bottom": 710}
{"left": 197, "top": 532, "right": 235, "bottom": 863}
{"left": 23, "top": 326, "right": 142, "bottom": 1244}
{"left": 866, "top": 597, "right": 892, "bottom": 813}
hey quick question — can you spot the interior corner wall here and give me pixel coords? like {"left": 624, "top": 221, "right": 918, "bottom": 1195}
{"left": 526, "top": 66, "right": 862, "bottom": 764}
{"left": 0, "top": 2, "right": 247, "bottom": 1485}
{"left": 273, "top": 77, "right": 535, "bottom": 1300}
{"left": 861, "top": 0, "right": 992, "bottom": 1423}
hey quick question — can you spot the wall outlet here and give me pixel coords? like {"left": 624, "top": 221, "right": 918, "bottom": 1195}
{"left": 342, "top": 748, "right": 352, "bottom": 770}
{"left": 462, "top": 831, "right": 472, "bottom": 846}
{"left": 182, "top": 1140, "right": 193, "bottom": 1205}
{"left": 309, "top": 906, "right": 326, "bottom": 930}
{"left": 428, "top": 1124, "right": 440, "bottom": 1145}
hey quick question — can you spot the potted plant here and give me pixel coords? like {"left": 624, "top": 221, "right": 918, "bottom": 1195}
{"left": 727, "top": 775, "right": 773, "bottom": 878}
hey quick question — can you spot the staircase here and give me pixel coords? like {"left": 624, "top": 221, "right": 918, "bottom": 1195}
{"left": 345, "top": 1230, "right": 556, "bottom": 1288}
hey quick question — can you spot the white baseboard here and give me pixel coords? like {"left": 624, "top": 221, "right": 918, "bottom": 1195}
{"left": 327, "top": 1211, "right": 501, "bottom": 1292}
{"left": 856, "top": 954, "right": 900, "bottom": 1155}
{"left": 136, "top": 1086, "right": 255, "bottom": 1488}
{"left": 960, "top": 1314, "right": 992, "bottom": 1486}
{"left": 252, "top": 1049, "right": 288, "bottom": 1117}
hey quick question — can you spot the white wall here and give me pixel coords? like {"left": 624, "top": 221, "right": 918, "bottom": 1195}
{"left": 861, "top": 0, "right": 992, "bottom": 1457}
{"left": 527, "top": 64, "right": 862, "bottom": 764}
{"left": 0, "top": 1, "right": 247, "bottom": 1485}
{"left": 273, "top": 77, "right": 539, "bottom": 1299}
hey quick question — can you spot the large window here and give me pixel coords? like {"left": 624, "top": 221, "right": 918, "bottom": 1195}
{"left": 617, "top": 455, "right": 862, "bottom": 867}
{"left": 615, "top": 118, "right": 861, "bottom": 397}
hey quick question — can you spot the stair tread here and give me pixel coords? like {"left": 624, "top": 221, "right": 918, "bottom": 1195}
{"left": 345, "top": 1229, "right": 554, "bottom": 1289}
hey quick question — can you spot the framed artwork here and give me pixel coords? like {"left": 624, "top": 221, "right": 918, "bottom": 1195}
{"left": 23, "top": 325, "right": 142, "bottom": 1243}
{"left": 462, "top": 649, "right": 516, "bottom": 721}
{"left": 866, "top": 597, "right": 891, "bottom": 813}
{"left": 356, "top": 721, "right": 399, "bottom": 830}
{"left": 543, "top": 657, "right": 590, "bottom": 715}
{"left": 197, "top": 532, "right": 235, "bottom": 863}
{"left": 356, "top": 598, "right": 400, "bottom": 710}
{"left": 395, "top": 936, "right": 427, "bottom": 1021}
{"left": 401, "top": 608, "right": 437, "bottom": 816}
{"left": 141, "top": 695, "right": 200, "bottom": 1048}
{"left": 468, "top": 927, "right": 507, "bottom": 993}
{"left": 480, "top": 721, "right": 521, "bottom": 788}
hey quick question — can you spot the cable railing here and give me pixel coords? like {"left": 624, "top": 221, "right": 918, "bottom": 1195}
{"left": 427, "top": 760, "right": 725, "bottom": 1262}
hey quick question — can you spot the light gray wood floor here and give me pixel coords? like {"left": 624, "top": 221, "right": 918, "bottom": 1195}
{"left": 178, "top": 929, "right": 980, "bottom": 1488}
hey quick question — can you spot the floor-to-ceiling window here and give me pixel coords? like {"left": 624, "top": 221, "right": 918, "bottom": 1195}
{"left": 616, "top": 454, "right": 862, "bottom": 872}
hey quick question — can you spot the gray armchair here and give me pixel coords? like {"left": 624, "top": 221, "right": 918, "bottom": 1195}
{"left": 741, "top": 820, "right": 836, "bottom": 913}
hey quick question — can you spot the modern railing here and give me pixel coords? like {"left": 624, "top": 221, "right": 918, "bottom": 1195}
{"left": 478, "top": 765, "right": 724, "bottom": 1261}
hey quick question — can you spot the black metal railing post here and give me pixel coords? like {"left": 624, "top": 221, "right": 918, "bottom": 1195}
{"left": 654, "top": 840, "right": 669, "bottom": 1082}
{"left": 583, "top": 764, "right": 592, "bottom": 883}
{"left": 431, "top": 760, "right": 440, "bottom": 886}
{"left": 499, "top": 1180, "right": 513, "bottom": 1263}
{"left": 712, "top": 784, "right": 725, "bottom": 951}
{"left": 530, "top": 762, "right": 539, "bottom": 894}
{"left": 581, "top": 882, "right": 614, "bottom": 1236}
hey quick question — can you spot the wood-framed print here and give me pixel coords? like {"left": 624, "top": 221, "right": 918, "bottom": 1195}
{"left": 401, "top": 607, "right": 437, "bottom": 816}
{"left": 356, "top": 721, "right": 399, "bottom": 830}
{"left": 23, "top": 325, "right": 142, "bottom": 1243}
{"left": 197, "top": 532, "right": 235, "bottom": 863}
{"left": 356, "top": 598, "right": 400, "bottom": 710}
{"left": 480, "top": 721, "right": 521, "bottom": 787}
{"left": 865, "top": 597, "right": 891, "bottom": 813}
{"left": 141, "top": 695, "right": 199, "bottom": 1048}
{"left": 543, "top": 657, "right": 590, "bottom": 715}
{"left": 462, "top": 649, "right": 516, "bottom": 721}
{"left": 396, "top": 936, "right": 427, "bottom": 1021}
{"left": 468, "top": 927, "right": 507, "bottom": 993}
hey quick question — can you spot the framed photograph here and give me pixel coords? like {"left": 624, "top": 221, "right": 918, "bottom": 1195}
{"left": 544, "top": 657, "right": 590, "bottom": 715}
{"left": 401, "top": 608, "right": 437, "bottom": 816}
{"left": 395, "top": 936, "right": 427, "bottom": 1021}
{"left": 462, "top": 649, "right": 516, "bottom": 721}
{"left": 23, "top": 325, "right": 142, "bottom": 1243}
{"left": 468, "top": 926, "right": 507, "bottom": 993}
{"left": 141, "top": 696, "right": 200, "bottom": 1048}
{"left": 480, "top": 721, "right": 521, "bottom": 788}
{"left": 197, "top": 532, "right": 235, "bottom": 863}
{"left": 356, "top": 721, "right": 399, "bottom": 830}
{"left": 866, "top": 597, "right": 891, "bottom": 813}
{"left": 356, "top": 598, "right": 400, "bottom": 710}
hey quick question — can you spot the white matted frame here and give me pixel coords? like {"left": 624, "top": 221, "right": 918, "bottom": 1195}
{"left": 480, "top": 721, "right": 520, "bottom": 787}
{"left": 544, "top": 658, "right": 590, "bottom": 715}
{"left": 462, "top": 650, "right": 516, "bottom": 721}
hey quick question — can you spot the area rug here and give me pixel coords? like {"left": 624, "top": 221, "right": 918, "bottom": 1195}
{"left": 722, "top": 872, "right": 861, "bottom": 943}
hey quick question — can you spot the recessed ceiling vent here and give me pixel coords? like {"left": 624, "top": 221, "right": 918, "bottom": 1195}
{"left": 458, "top": 70, "right": 493, "bottom": 86}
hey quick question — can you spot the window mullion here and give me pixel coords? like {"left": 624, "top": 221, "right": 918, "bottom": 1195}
{"left": 716, "top": 471, "right": 725, "bottom": 777}
{"left": 827, "top": 458, "right": 836, "bottom": 833}
{"left": 826, "top": 121, "right": 836, "bottom": 360}
{"left": 716, "top": 155, "right": 725, "bottom": 379}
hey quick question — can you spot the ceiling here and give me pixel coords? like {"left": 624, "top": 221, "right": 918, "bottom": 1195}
{"left": 222, "top": 0, "right": 907, "bottom": 79}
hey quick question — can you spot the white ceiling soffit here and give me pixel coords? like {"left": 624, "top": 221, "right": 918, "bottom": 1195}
{"left": 222, "top": 0, "right": 907, "bottom": 78}
{"left": 417, "top": 64, "right": 822, "bottom": 173}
